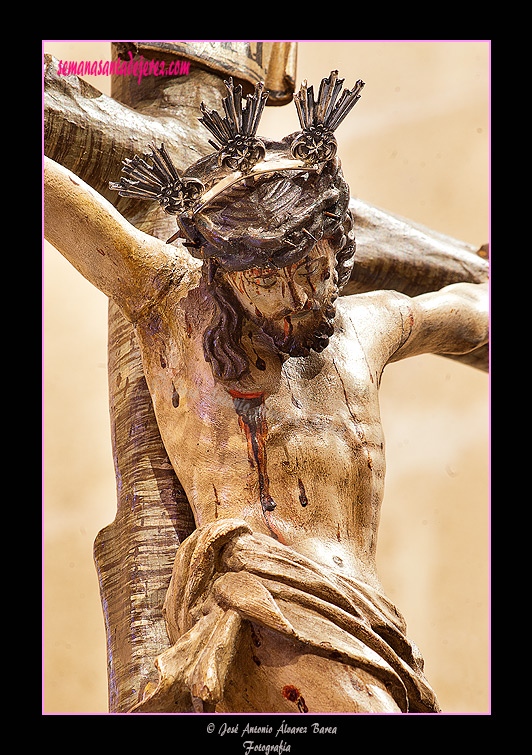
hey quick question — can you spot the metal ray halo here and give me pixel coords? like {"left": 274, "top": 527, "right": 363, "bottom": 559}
{"left": 291, "top": 71, "right": 365, "bottom": 163}
{"left": 199, "top": 78, "right": 268, "bottom": 171}
{"left": 109, "top": 143, "right": 204, "bottom": 215}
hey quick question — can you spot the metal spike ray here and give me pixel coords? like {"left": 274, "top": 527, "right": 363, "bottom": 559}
{"left": 315, "top": 70, "right": 344, "bottom": 125}
{"left": 325, "top": 78, "right": 365, "bottom": 131}
{"left": 293, "top": 81, "right": 312, "bottom": 130}
{"left": 149, "top": 142, "right": 180, "bottom": 182}
{"left": 244, "top": 82, "right": 268, "bottom": 137}
{"left": 221, "top": 81, "right": 241, "bottom": 137}
{"left": 109, "top": 154, "right": 164, "bottom": 200}
{"left": 294, "top": 70, "right": 364, "bottom": 133}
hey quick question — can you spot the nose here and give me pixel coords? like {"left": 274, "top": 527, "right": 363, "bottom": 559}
{"left": 285, "top": 278, "right": 308, "bottom": 312}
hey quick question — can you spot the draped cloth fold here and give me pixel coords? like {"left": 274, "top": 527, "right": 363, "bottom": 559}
{"left": 130, "top": 518, "right": 440, "bottom": 713}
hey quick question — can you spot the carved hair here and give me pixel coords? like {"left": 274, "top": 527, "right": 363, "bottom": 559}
{"left": 201, "top": 265, "right": 249, "bottom": 381}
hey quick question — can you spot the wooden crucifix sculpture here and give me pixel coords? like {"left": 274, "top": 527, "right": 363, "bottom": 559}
{"left": 44, "top": 43, "right": 489, "bottom": 714}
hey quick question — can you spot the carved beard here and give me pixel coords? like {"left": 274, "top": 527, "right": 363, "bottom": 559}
{"left": 257, "top": 289, "right": 339, "bottom": 359}
{"left": 202, "top": 266, "right": 341, "bottom": 382}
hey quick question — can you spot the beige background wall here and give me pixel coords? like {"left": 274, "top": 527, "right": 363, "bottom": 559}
{"left": 43, "top": 40, "right": 490, "bottom": 714}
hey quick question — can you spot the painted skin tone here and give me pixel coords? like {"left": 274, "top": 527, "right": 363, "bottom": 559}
{"left": 225, "top": 246, "right": 334, "bottom": 338}
{"left": 45, "top": 158, "right": 489, "bottom": 712}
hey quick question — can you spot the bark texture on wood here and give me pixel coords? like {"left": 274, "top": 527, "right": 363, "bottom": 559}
{"left": 95, "top": 299, "right": 195, "bottom": 711}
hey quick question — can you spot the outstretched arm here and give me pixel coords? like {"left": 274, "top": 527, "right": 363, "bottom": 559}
{"left": 389, "top": 281, "right": 489, "bottom": 365}
{"left": 44, "top": 156, "right": 194, "bottom": 322}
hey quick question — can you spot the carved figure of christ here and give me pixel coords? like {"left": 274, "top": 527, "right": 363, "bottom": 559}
{"left": 44, "top": 156, "right": 488, "bottom": 712}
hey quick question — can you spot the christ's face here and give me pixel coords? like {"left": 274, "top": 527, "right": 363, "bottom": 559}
{"left": 223, "top": 241, "right": 339, "bottom": 357}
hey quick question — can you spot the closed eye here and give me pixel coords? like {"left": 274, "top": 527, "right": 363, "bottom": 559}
{"left": 295, "top": 256, "right": 325, "bottom": 280}
{"left": 252, "top": 274, "right": 279, "bottom": 289}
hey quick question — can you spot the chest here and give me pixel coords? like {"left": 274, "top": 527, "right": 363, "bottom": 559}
{"left": 266, "top": 342, "right": 383, "bottom": 481}
{"left": 137, "top": 300, "right": 382, "bottom": 471}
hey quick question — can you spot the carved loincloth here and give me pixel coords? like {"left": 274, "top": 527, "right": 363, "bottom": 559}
{"left": 130, "top": 518, "right": 440, "bottom": 714}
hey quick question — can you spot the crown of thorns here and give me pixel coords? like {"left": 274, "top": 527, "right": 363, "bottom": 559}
{"left": 110, "top": 70, "right": 364, "bottom": 258}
